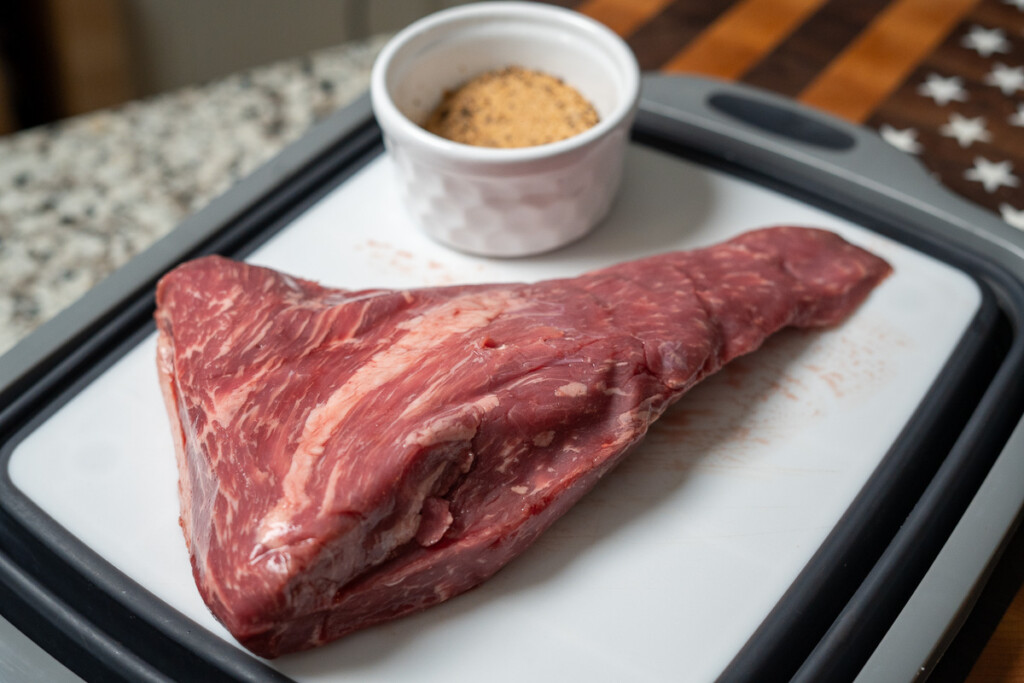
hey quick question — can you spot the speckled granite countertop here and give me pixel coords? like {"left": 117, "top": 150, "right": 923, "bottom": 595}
{"left": 0, "top": 35, "right": 390, "bottom": 357}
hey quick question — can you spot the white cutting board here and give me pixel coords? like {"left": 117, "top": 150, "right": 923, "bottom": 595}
{"left": 9, "top": 144, "right": 980, "bottom": 682}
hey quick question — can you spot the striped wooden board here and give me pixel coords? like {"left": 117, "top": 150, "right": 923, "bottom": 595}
{"left": 553, "top": 0, "right": 1024, "bottom": 232}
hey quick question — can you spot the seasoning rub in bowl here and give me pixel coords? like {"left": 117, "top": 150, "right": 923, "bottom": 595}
{"left": 423, "top": 66, "right": 600, "bottom": 148}
{"left": 371, "top": 1, "right": 640, "bottom": 257}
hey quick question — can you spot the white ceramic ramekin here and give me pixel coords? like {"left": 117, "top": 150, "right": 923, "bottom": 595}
{"left": 370, "top": 2, "right": 640, "bottom": 257}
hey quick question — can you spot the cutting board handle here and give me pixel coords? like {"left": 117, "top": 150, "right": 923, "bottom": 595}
{"left": 638, "top": 74, "right": 1024, "bottom": 269}
{"left": 705, "top": 92, "right": 856, "bottom": 152}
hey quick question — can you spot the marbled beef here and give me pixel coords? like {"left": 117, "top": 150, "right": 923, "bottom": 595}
{"left": 154, "top": 226, "right": 890, "bottom": 657}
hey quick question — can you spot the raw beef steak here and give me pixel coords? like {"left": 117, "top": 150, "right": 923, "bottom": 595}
{"left": 154, "top": 226, "right": 891, "bottom": 657}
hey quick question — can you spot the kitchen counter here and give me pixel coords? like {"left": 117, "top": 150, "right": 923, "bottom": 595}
{"left": 0, "top": 33, "right": 389, "bottom": 357}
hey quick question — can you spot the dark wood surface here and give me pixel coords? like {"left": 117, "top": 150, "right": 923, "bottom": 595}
{"left": 577, "top": 0, "right": 1024, "bottom": 228}
{"left": 0, "top": 0, "right": 135, "bottom": 133}
{"left": 554, "top": 0, "right": 1024, "bottom": 679}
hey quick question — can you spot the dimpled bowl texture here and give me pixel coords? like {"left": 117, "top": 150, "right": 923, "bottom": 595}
{"left": 371, "top": 2, "right": 640, "bottom": 257}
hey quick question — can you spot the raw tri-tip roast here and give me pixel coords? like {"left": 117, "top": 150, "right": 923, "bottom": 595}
{"left": 154, "top": 226, "right": 891, "bottom": 657}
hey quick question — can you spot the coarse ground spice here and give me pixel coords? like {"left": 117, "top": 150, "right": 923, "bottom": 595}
{"left": 423, "top": 66, "right": 600, "bottom": 148}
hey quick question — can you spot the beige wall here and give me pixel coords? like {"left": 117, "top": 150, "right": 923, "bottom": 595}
{"left": 121, "top": 0, "right": 471, "bottom": 96}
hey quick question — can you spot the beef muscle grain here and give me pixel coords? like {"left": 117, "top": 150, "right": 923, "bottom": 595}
{"left": 154, "top": 226, "right": 891, "bottom": 657}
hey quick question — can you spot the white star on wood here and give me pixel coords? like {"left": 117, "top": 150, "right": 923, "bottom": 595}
{"left": 1003, "top": 0, "right": 1024, "bottom": 10}
{"left": 985, "top": 63, "right": 1024, "bottom": 96}
{"left": 964, "top": 157, "right": 1020, "bottom": 193}
{"left": 1010, "top": 103, "right": 1024, "bottom": 127}
{"left": 879, "top": 124, "right": 923, "bottom": 154}
{"left": 917, "top": 74, "right": 969, "bottom": 106}
{"left": 961, "top": 25, "right": 1012, "bottom": 57}
{"left": 939, "top": 114, "right": 992, "bottom": 148}
{"left": 1001, "top": 203, "right": 1024, "bottom": 231}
